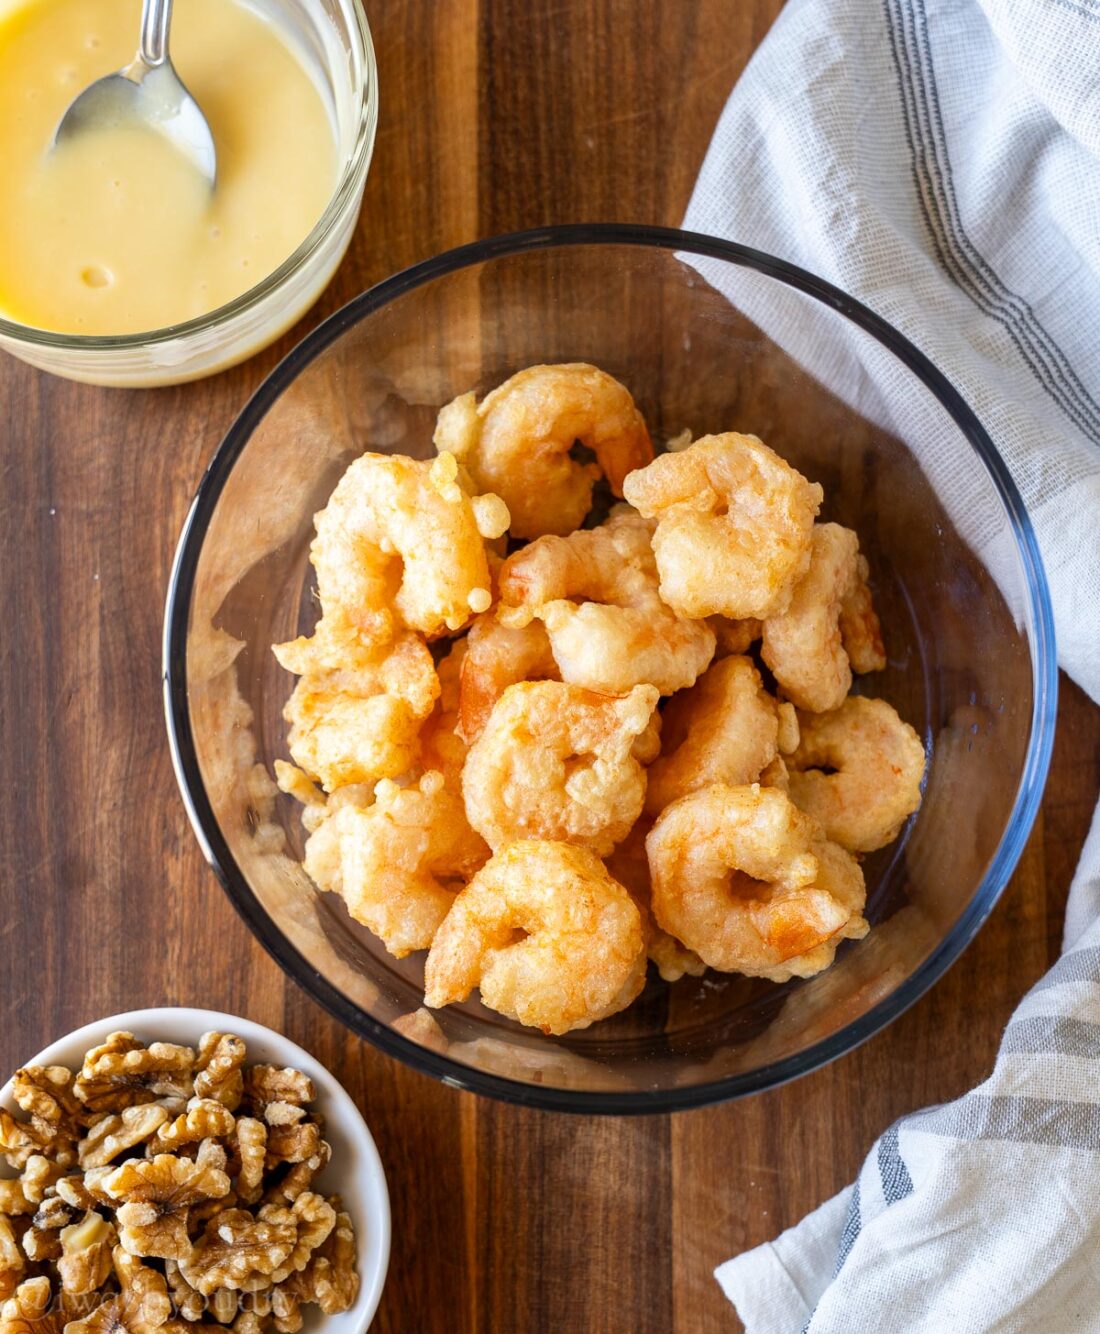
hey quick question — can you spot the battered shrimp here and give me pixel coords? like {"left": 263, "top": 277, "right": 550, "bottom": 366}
{"left": 646, "top": 784, "right": 868, "bottom": 980}
{"left": 434, "top": 363, "right": 654, "bottom": 538}
{"left": 763, "top": 838, "right": 870, "bottom": 982}
{"left": 839, "top": 554, "right": 888, "bottom": 673}
{"left": 777, "top": 700, "right": 800, "bottom": 754}
{"left": 759, "top": 753, "right": 791, "bottom": 792}
{"left": 423, "top": 840, "right": 647, "bottom": 1034}
{"left": 273, "top": 759, "right": 373, "bottom": 834}
{"left": 709, "top": 616, "right": 762, "bottom": 657}
{"left": 787, "top": 695, "right": 925, "bottom": 852}
{"left": 458, "top": 611, "right": 560, "bottom": 743}
{"left": 761, "top": 523, "right": 861, "bottom": 713}
{"left": 644, "top": 656, "right": 781, "bottom": 816}
{"left": 622, "top": 433, "right": 823, "bottom": 619}
{"left": 419, "top": 640, "right": 469, "bottom": 788}
{"left": 498, "top": 506, "right": 715, "bottom": 695}
{"left": 304, "top": 771, "right": 489, "bottom": 958}
{"left": 606, "top": 823, "right": 705, "bottom": 983}
{"left": 300, "top": 452, "right": 507, "bottom": 650}
{"left": 276, "top": 633, "right": 440, "bottom": 792}
{"left": 462, "top": 680, "right": 660, "bottom": 855}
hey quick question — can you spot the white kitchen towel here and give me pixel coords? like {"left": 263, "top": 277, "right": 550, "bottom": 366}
{"left": 683, "top": 0, "right": 1100, "bottom": 1328}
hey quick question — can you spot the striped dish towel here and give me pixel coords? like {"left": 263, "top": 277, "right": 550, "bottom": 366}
{"left": 683, "top": 0, "right": 1100, "bottom": 1328}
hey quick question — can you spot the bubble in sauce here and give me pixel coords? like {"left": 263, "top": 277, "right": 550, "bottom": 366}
{"left": 81, "top": 265, "right": 113, "bottom": 289}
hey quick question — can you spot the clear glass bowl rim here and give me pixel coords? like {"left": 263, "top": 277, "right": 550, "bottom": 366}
{"left": 163, "top": 223, "right": 1058, "bottom": 1115}
{"left": 0, "top": 0, "right": 377, "bottom": 351}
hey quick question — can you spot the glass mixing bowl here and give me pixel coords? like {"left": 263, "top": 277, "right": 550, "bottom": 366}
{"left": 164, "top": 225, "right": 1056, "bottom": 1113}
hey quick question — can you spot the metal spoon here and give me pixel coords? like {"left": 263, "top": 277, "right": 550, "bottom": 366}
{"left": 53, "top": 0, "right": 216, "bottom": 187}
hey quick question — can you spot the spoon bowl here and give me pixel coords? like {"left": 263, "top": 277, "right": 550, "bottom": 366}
{"left": 53, "top": 0, "right": 216, "bottom": 188}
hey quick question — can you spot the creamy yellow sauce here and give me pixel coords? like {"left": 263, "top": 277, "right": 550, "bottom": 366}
{"left": 0, "top": 0, "right": 336, "bottom": 334}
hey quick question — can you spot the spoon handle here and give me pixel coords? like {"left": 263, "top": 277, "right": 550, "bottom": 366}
{"left": 138, "top": 0, "right": 173, "bottom": 67}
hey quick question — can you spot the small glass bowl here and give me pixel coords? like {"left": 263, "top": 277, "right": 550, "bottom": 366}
{"left": 0, "top": 0, "right": 376, "bottom": 388}
{"left": 165, "top": 225, "right": 1057, "bottom": 1113}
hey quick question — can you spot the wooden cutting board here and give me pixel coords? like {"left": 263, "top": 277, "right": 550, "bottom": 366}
{"left": 2, "top": 3, "right": 1096, "bottom": 1329}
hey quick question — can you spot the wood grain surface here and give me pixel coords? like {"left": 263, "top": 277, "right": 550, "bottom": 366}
{"left": 1, "top": 3, "right": 1097, "bottom": 1331}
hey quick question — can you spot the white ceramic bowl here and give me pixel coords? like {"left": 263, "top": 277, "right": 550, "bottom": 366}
{"left": 0, "top": 1008, "right": 390, "bottom": 1332}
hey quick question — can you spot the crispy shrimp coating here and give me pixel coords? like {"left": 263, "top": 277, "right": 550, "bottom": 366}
{"left": 605, "top": 824, "right": 705, "bottom": 983}
{"left": 498, "top": 506, "right": 715, "bottom": 696}
{"left": 303, "top": 772, "right": 489, "bottom": 957}
{"left": 434, "top": 363, "right": 654, "bottom": 539}
{"left": 646, "top": 784, "right": 868, "bottom": 980}
{"left": 759, "top": 753, "right": 791, "bottom": 792}
{"left": 419, "top": 640, "right": 469, "bottom": 788}
{"left": 761, "top": 523, "right": 861, "bottom": 713}
{"left": 276, "top": 633, "right": 439, "bottom": 792}
{"left": 622, "top": 433, "right": 823, "bottom": 619}
{"left": 423, "top": 841, "right": 647, "bottom": 1034}
{"left": 462, "top": 681, "right": 660, "bottom": 855}
{"left": 839, "top": 554, "right": 887, "bottom": 673}
{"left": 458, "top": 612, "right": 560, "bottom": 743}
{"left": 275, "top": 760, "right": 375, "bottom": 841}
{"left": 644, "top": 656, "right": 780, "bottom": 817}
{"left": 787, "top": 696, "right": 925, "bottom": 852}
{"left": 709, "top": 616, "right": 762, "bottom": 657}
{"left": 776, "top": 700, "right": 800, "bottom": 755}
{"left": 298, "top": 451, "right": 506, "bottom": 650}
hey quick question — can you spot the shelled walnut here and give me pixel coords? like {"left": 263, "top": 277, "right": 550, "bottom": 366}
{"left": 0, "top": 1030, "right": 360, "bottom": 1331}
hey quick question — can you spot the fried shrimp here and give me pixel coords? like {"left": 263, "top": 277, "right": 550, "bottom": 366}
{"left": 462, "top": 680, "right": 660, "bottom": 855}
{"left": 761, "top": 523, "right": 862, "bottom": 713}
{"left": 606, "top": 823, "right": 705, "bottom": 982}
{"left": 644, "top": 657, "right": 780, "bottom": 817}
{"left": 276, "top": 633, "right": 440, "bottom": 791}
{"left": 646, "top": 784, "right": 868, "bottom": 980}
{"left": 839, "top": 554, "right": 887, "bottom": 673}
{"left": 299, "top": 451, "right": 507, "bottom": 650}
{"left": 274, "top": 759, "right": 374, "bottom": 837}
{"left": 423, "top": 840, "right": 647, "bottom": 1034}
{"left": 759, "top": 753, "right": 791, "bottom": 792}
{"left": 419, "top": 640, "right": 469, "bottom": 788}
{"left": 709, "top": 616, "right": 762, "bottom": 657}
{"left": 764, "top": 837, "right": 870, "bottom": 982}
{"left": 622, "top": 432, "right": 823, "bottom": 619}
{"left": 270, "top": 362, "right": 926, "bottom": 1022}
{"left": 303, "top": 771, "right": 489, "bottom": 958}
{"left": 787, "top": 695, "right": 925, "bottom": 852}
{"left": 497, "top": 506, "right": 715, "bottom": 695}
{"left": 457, "top": 611, "right": 560, "bottom": 743}
{"left": 434, "top": 363, "right": 654, "bottom": 538}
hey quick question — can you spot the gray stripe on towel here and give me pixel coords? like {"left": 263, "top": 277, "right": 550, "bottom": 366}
{"left": 1028, "top": 947, "right": 1100, "bottom": 997}
{"left": 910, "top": 1095, "right": 1100, "bottom": 1151}
{"left": 832, "top": 1176, "right": 862, "bottom": 1277}
{"left": 1002, "top": 1015, "right": 1100, "bottom": 1059}
{"left": 877, "top": 1124, "right": 915, "bottom": 1203}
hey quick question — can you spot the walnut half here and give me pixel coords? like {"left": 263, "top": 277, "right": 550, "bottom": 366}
{"left": 180, "top": 1210, "right": 296, "bottom": 1296}
{"left": 79, "top": 1104, "right": 169, "bottom": 1170}
{"left": 286, "top": 1200, "right": 359, "bottom": 1316}
{"left": 104, "top": 1154, "right": 230, "bottom": 1261}
{"left": 0, "top": 1218, "right": 24, "bottom": 1303}
{"left": 57, "top": 1212, "right": 115, "bottom": 1295}
{"left": 74, "top": 1037, "right": 195, "bottom": 1116}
